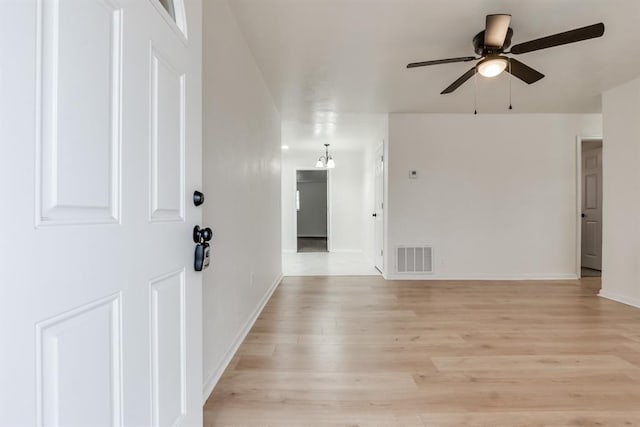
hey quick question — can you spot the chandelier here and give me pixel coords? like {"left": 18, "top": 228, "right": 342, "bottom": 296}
{"left": 314, "top": 143, "right": 335, "bottom": 169}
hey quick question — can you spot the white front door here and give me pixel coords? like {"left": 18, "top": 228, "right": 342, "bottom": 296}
{"left": 374, "top": 144, "right": 384, "bottom": 271}
{"left": 581, "top": 147, "right": 603, "bottom": 271}
{"left": 0, "top": 1, "right": 202, "bottom": 425}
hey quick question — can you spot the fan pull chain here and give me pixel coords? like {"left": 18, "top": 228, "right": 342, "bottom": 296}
{"left": 508, "top": 60, "right": 513, "bottom": 110}
{"left": 474, "top": 68, "right": 478, "bottom": 115}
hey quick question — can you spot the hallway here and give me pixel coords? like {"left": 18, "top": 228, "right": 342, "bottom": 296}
{"left": 204, "top": 276, "right": 640, "bottom": 426}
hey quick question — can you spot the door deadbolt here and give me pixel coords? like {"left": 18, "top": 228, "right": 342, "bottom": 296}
{"left": 193, "top": 191, "right": 205, "bottom": 207}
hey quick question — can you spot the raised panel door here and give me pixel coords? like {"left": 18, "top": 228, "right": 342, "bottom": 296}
{"left": 0, "top": 0, "right": 202, "bottom": 425}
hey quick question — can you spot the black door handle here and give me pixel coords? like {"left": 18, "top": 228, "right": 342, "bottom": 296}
{"left": 372, "top": 213, "right": 377, "bottom": 217}
{"left": 193, "top": 225, "right": 213, "bottom": 243}
{"left": 581, "top": 213, "right": 586, "bottom": 218}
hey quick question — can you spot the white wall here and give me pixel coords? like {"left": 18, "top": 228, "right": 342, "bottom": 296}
{"left": 282, "top": 150, "right": 365, "bottom": 253}
{"left": 600, "top": 76, "right": 640, "bottom": 307}
{"left": 202, "top": 0, "right": 282, "bottom": 401}
{"left": 386, "top": 114, "right": 602, "bottom": 279}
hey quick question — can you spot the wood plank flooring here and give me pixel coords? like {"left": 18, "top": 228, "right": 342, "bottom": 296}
{"left": 203, "top": 276, "right": 640, "bottom": 426}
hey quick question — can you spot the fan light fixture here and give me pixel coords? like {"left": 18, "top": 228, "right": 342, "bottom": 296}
{"left": 315, "top": 143, "right": 335, "bottom": 169}
{"left": 406, "top": 15, "right": 605, "bottom": 96}
{"left": 477, "top": 56, "right": 508, "bottom": 78}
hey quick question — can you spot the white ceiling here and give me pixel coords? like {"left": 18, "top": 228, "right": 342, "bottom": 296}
{"left": 282, "top": 114, "right": 386, "bottom": 151}
{"left": 229, "top": 0, "right": 640, "bottom": 148}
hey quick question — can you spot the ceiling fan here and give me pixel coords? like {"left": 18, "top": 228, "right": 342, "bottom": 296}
{"left": 407, "top": 15, "right": 605, "bottom": 94}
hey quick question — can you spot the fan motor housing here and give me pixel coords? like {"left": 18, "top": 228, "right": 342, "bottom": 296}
{"left": 473, "top": 28, "right": 514, "bottom": 55}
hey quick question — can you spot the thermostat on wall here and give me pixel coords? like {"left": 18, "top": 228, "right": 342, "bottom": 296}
{"left": 409, "top": 170, "right": 418, "bottom": 179}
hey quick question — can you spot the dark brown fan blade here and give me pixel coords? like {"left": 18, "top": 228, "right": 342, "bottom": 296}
{"left": 510, "top": 23, "right": 604, "bottom": 55}
{"left": 441, "top": 67, "right": 476, "bottom": 94}
{"left": 485, "top": 14, "right": 512, "bottom": 48}
{"left": 507, "top": 58, "right": 544, "bottom": 84}
{"left": 407, "top": 57, "right": 477, "bottom": 69}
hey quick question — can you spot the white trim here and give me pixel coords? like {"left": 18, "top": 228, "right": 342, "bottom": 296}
{"left": 282, "top": 249, "right": 296, "bottom": 254}
{"left": 201, "top": 273, "right": 283, "bottom": 405}
{"left": 599, "top": 290, "right": 640, "bottom": 309}
{"left": 383, "top": 273, "right": 579, "bottom": 281}
{"left": 327, "top": 169, "right": 333, "bottom": 252}
{"left": 575, "top": 136, "right": 583, "bottom": 278}
{"left": 382, "top": 137, "right": 389, "bottom": 276}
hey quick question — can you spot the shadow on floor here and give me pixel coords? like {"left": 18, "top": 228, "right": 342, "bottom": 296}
{"left": 581, "top": 267, "right": 602, "bottom": 278}
{"left": 297, "top": 237, "right": 327, "bottom": 253}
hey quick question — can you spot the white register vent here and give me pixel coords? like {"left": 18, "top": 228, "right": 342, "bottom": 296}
{"left": 396, "top": 246, "right": 433, "bottom": 273}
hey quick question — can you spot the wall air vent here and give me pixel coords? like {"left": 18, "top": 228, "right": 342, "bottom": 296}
{"left": 396, "top": 246, "right": 433, "bottom": 274}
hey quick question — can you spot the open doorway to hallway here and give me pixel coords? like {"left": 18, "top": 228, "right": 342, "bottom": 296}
{"left": 579, "top": 138, "right": 603, "bottom": 278}
{"left": 280, "top": 115, "right": 387, "bottom": 276}
{"left": 296, "top": 169, "right": 328, "bottom": 252}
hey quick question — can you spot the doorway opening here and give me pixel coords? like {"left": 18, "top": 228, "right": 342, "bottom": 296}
{"left": 578, "top": 137, "right": 603, "bottom": 278}
{"left": 296, "top": 169, "right": 328, "bottom": 253}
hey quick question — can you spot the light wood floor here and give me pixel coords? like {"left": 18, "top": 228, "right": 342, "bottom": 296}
{"left": 204, "top": 276, "right": 640, "bottom": 426}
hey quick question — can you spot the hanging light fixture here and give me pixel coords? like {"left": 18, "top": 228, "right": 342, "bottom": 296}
{"left": 315, "top": 143, "right": 335, "bottom": 169}
{"left": 477, "top": 55, "right": 508, "bottom": 78}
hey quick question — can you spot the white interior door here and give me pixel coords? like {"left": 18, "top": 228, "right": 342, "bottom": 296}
{"left": 374, "top": 144, "right": 384, "bottom": 271}
{"left": 581, "top": 147, "right": 603, "bottom": 271}
{"left": 0, "top": 1, "right": 202, "bottom": 425}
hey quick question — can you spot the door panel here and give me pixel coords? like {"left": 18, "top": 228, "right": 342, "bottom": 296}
{"left": 150, "top": 269, "right": 186, "bottom": 426}
{"left": 1, "top": 0, "right": 202, "bottom": 425}
{"left": 37, "top": 295, "right": 122, "bottom": 426}
{"left": 37, "top": 0, "right": 122, "bottom": 225}
{"left": 584, "top": 174, "right": 598, "bottom": 210}
{"left": 150, "top": 46, "right": 185, "bottom": 222}
{"left": 584, "top": 221, "right": 599, "bottom": 255}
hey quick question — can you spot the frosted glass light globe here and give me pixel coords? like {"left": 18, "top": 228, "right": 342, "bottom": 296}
{"left": 477, "top": 57, "right": 508, "bottom": 78}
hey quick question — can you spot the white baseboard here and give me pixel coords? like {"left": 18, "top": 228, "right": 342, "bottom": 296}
{"left": 599, "top": 290, "right": 640, "bottom": 309}
{"left": 382, "top": 273, "right": 579, "bottom": 281}
{"left": 201, "top": 272, "right": 283, "bottom": 405}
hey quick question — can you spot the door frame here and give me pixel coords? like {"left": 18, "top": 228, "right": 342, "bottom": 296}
{"left": 373, "top": 143, "right": 384, "bottom": 272}
{"left": 293, "top": 168, "right": 332, "bottom": 252}
{"left": 575, "top": 135, "right": 603, "bottom": 278}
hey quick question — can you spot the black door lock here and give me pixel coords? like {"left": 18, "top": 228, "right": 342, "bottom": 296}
{"left": 194, "top": 243, "right": 210, "bottom": 272}
{"left": 193, "top": 191, "right": 205, "bottom": 207}
{"left": 193, "top": 225, "right": 213, "bottom": 271}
